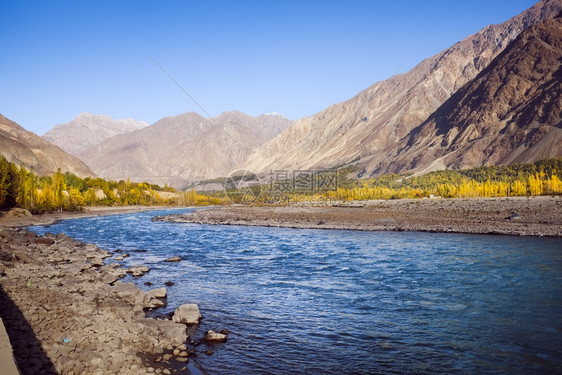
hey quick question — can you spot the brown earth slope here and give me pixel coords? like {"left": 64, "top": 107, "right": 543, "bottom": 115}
{"left": 381, "top": 15, "right": 562, "bottom": 174}
{"left": 0, "top": 114, "right": 95, "bottom": 178}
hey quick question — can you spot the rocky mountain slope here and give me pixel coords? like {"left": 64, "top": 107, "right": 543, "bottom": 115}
{"left": 241, "top": 0, "right": 562, "bottom": 177}
{"left": 78, "top": 111, "right": 291, "bottom": 188}
{"left": 43, "top": 113, "right": 147, "bottom": 156}
{"left": 379, "top": 15, "right": 562, "bottom": 174}
{"left": 0, "top": 114, "right": 95, "bottom": 177}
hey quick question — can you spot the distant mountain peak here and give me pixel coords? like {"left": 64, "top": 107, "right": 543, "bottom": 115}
{"left": 78, "top": 110, "right": 292, "bottom": 188}
{"left": 43, "top": 113, "right": 148, "bottom": 156}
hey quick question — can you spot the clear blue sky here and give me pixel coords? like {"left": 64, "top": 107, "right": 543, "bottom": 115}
{"left": 1, "top": 0, "right": 537, "bottom": 135}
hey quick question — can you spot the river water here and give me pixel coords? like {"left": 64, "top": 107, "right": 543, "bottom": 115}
{"left": 30, "top": 208, "right": 562, "bottom": 374}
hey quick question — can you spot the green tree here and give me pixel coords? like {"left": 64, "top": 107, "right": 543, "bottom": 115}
{"left": 0, "top": 156, "right": 13, "bottom": 208}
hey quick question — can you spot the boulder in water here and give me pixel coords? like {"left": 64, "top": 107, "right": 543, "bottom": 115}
{"left": 205, "top": 330, "right": 227, "bottom": 342}
{"left": 127, "top": 265, "right": 150, "bottom": 277}
{"left": 172, "top": 304, "right": 202, "bottom": 325}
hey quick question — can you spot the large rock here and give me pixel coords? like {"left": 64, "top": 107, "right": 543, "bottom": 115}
{"left": 156, "top": 320, "right": 187, "bottom": 346}
{"left": 101, "top": 268, "right": 127, "bottom": 284}
{"left": 148, "top": 287, "right": 167, "bottom": 298}
{"left": 172, "top": 304, "right": 202, "bottom": 325}
{"left": 111, "top": 281, "right": 151, "bottom": 307}
{"left": 165, "top": 256, "right": 181, "bottom": 262}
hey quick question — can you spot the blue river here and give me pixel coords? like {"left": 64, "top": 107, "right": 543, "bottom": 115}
{"left": 30, "top": 208, "right": 562, "bottom": 374}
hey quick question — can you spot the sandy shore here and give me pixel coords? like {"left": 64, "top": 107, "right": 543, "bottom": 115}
{"left": 158, "top": 196, "right": 562, "bottom": 237}
{"left": 0, "top": 224, "right": 207, "bottom": 375}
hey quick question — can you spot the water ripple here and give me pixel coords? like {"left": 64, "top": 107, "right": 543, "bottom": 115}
{"left": 31, "top": 208, "right": 562, "bottom": 375}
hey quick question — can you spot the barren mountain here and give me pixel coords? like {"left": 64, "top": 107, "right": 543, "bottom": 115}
{"left": 0, "top": 114, "right": 95, "bottom": 177}
{"left": 378, "top": 15, "right": 562, "bottom": 174}
{"left": 241, "top": 0, "right": 562, "bottom": 176}
{"left": 43, "top": 113, "right": 148, "bottom": 156}
{"left": 79, "top": 111, "right": 291, "bottom": 188}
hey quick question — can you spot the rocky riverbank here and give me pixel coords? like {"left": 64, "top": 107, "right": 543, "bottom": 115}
{"left": 157, "top": 196, "right": 562, "bottom": 237}
{"left": 0, "top": 226, "right": 205, "bottom": 375}
{"left": 0, "top": 206, "right": 169, "bottom": 228}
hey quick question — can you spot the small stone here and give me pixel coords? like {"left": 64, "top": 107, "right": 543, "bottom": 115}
{"left": 127, "top": 265, "right": 150, "bottom": 277}
{"left": 90, "top": 357, "right": 103, "bottom": 367}
{"left": 175, "top": 357, "right": 188, "bottom": 363}
{"left": 165, "top": 256, "right": 181, "bottom": 262}
{"left": 506, "top": 212, "right": 521, "bottom": 221}
{"left": 90, "top": 257, "right": 104, "bottom": 267}
{"left": 35, "top": 237, "right": 55, "bottom": 246}
{"left": 205, "top": 330, "right": 227, "bottom": 342}
{"left": 164, "top": 281, "right": 174, "bottom": 286}
{"left": 172, "top": 349, "right": 180, "bottom": 356}
{"left": 205, "top": 350, "right": 214, "bottom": 355}
{"left": 147, "top": 298, "right": 166, "bottom": 309}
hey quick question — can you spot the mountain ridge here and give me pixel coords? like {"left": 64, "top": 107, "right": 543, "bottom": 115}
{"left": 43, "top": 112, "right": 148, "bottom": 156}
{"left": 378, "top": 15, "right": 562, "bottom": 175}
{"left": 78, "top": 110, "right": 292, "bottom": 188}
{"left": 240, "top": 0, "right": 562, "bottom": 176}
{"left": 0, "top": 114, "right": 96, "bottom": 178}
